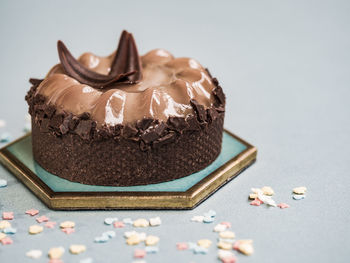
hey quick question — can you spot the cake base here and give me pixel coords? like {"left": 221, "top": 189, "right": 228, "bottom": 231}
{"left": 0, "top": 130, "right": 256, "bottom": 210}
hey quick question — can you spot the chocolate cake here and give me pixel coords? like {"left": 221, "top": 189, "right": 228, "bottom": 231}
{"left": 26, "top": 30, "right": 226, "bottom": 186}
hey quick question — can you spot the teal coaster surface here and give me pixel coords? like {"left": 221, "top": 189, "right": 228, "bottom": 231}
{"left": 6, "top": 131, "right": 247, "bottom": 193}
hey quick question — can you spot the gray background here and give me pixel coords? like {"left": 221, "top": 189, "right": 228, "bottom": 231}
{"left": 0, "top": 0, "right": 349, "bottom": 262}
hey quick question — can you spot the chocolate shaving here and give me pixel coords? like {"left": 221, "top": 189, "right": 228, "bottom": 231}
{"left": 57, "top": 30, "right": 142, "bottom": 88}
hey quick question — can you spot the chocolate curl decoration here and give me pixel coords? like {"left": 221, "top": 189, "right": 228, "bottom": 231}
{"left": 57, "top": 30, "right": 142, "bottom": 88}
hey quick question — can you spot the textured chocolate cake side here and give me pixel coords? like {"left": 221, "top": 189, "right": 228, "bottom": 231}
{"left": 26, "top": 75, "right": 225, "bottom": 186}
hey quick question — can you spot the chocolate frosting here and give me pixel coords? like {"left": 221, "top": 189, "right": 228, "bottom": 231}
{"left": 36, "top": 43, "right": 217, "bottom": 127}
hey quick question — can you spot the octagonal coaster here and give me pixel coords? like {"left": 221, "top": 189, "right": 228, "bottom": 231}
{"left": 0, "top": 129, "right": 256, "bottom": 210}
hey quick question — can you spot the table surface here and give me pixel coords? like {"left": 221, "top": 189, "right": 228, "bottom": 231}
{"left": 0, "top": 0, "right": 349, "bottom": 262}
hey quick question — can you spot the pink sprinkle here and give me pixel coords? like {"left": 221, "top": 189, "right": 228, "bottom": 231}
{"left": 250, "top": 198, "right": 263, "bottom": 206}
{"left": 25, "top": 209, "right": 39, "bottom": 216}
{"left": 277, "top": 203, "right": 290, "bottom": 209}
{"left": 220, "top": 221, "right": 231, "bottom": 228}
{"left": 134, "top": 249, "right": 146, "bottom": 258}
{"left": 233, "top": 241, "right": 240, "bottom": 250}
{"left": 176, "top": 242, "right": 188, "bottom": 250}
{"left": 62, "top": 227, "right": 75, "bottom": 234}
{"left": 45, "top": 221, "right": 57, "bottom": 228}
{"left": 1, "top": 236, "right": 13, "bottom": 245}
{"left": 113, "top": 221, "right": 125, "bottom": 228}
{"left": 2, "top": 212, "right": 14, "bottom": 220}
{"left": 49, "top": 260, "right": 64, "bottom": 263}
{"left": 36, "top": 215, "right": 49, "bottom": 223}
{"left": 222, "top": 256, "right": 237, "bottom": 263}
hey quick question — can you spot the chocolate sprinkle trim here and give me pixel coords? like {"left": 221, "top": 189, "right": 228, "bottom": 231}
{"left": 57, "top": 30, "right": 142, "bottom": 88}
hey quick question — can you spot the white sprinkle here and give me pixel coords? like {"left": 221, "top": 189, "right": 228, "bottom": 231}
{"left": 123, "top": 218, "right": 133, "bottom": 225}
{"left": 218, "top": 249, "right": 235, "bottom": 260}
{"left": 0, "top": 179, "right": 7, "bottom": 188}
{"left": 149, "top": 216, "right": 161, "bottom": 226}
{"left": 104, "top": 217, "right": 118, "bottom": 225}
{"left": 26, "top": 249, "right": 42, "bottom": 259}
{"left": 191, "top": 215, "right": 204, "bottom": 223}
{"left": 213, "top": 223, "right": 227, "bottom": 232}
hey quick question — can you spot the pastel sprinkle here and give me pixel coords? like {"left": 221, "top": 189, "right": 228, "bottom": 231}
{"left": 126, "top": 234, "right": 141, "bottom": 245}
{"left": 261, "top": 186, "right": 274, "bottom": 196}
{"left": 250, "top": 198, "right": 263, "bottom": 206}
{"left": 133, "top": 218, "right": 149, "bottom": 227}
{"left": 0, "top": 179, "right": 7, "bottom": 188}
{"left": 218, "top": 249, "right": 235, "bottom": 260}
{"left": 36, "top": 215, "right": 49, "bottom": 223}
{"left": 203, "top": 216, "right": 215, "bottom": 223}
{"left": 3, "top": 227, "right": 16, "bottom": 234}
{"left": 48, "top": 247, "right": 64, "bottom": 259}
{"left": 149, "top": 216, "right": 161, "bottom": 226}
{"left": 193, "top": 245, "right": 208, "bottom": 254}
{"left": 145, "top": 246, "right": 159, "bottom": 254}
{"left": 134, "top": 249, "right": 146, "bottom": 258}
{"left": 188, "top": 242, "right": 197, "bottom": 250}
{"left": 0, "top": 233, "right": 6, "bottom": 240}
{"left": 277, "top": 203, "right": 290, "bottom": 209}
{"left": 220, "top": 222, "right": 231, "bottom": 228}
{"left": 29, "top": 225, "right": 43, "bottom": 234}
{"left": 293, "top": 194, "right": 305, "bottom": 200}
{"left": 234, "top": 240, "right": 254, "bottom": 255}
{"left": 222, "top": 256, "right": 237, "bottom": 263}
{"left": 218, "top": 238, "right": 235, "bottom": 244}
{"left": 104, "top": 217, "right": 118, "bottom": 225}
{"left": 1, "top": 236, "right": 13, "bottom": 245}
{"left": 293, "top": 186, "right": 307, "bottom": 195}
{"left": 113, "top": 221, "right": 125, "bottom": 228}
{"left": 214, "top": 224, "right": 227, "bottom": 232}
{"left": 145, "top": 235, "right": 159, "bottom": 246}
{"left": 191, "top": 215, "right": 204, "bottom": 222}
{"left": 62, "top": 227, "right": 75, "bottom": 234}
{"left": 219, "top": 231, "right": 235, "bottom": 239}
{"left": 94, "top": 235, "right": 109, "bottom": 243}
{"left": 0, "top": 220, "right": 11, "bottom": 229}
{"left": 49, "top": 260, "right": 64, "bottom": 263}
{"left": 217, "top": 241, "right": 232, "bottom": 250}
{"left": 197, "top": 239, "right": 212, "bottom": 248}
{"left": 2, "top": 212, "right": 14, "bottom": 220}
{"left": 26, "top": 249, "right": 43, "bottom": 259}
{"left": 25, "top": 209, "right": 39, "bottom": 216}
{"left": 69, "top": 244, "right": 86, "bottom": 254}
{"left": 176, "top": 242, "right": 189, "bottom": 250}
{"left": 45, "top": 221, "right": 57, "bottom": 228}
{"left": 60, "top": 221, "right": 75, "bottom": 228}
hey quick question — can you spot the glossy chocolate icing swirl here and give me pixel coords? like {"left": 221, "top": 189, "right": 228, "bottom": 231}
{"left": 36, "top": 31, "right": 217, "bottom": 127}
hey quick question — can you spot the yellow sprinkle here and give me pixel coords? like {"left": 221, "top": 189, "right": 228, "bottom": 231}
{"left": 0, "top": 220, "right": 11, "bottom": 229}
{"left": 69, "top": 244, "right": 86, "bottom": 255}
{"left": 126, "top": 234, "right": 141, "bottom": 245}
{"left": 133, "top": 218, "right": 149, "bottom": 227}
{"left": 29, "top": 225, "right": 43, "bottom": 235}
{"left": 60, "top": 221, "right": 75, "bottom": 228}
{"left": 237, "top": 240, "right": 254, "bottom": 255}
{"left": 219, "top": 231, "right": 235, "bottom": 239}
{"left": 48, "top": 247, "right": 64, "bottom": 259}
{"left": 217, "top": 241, "right": 232, "bottom": 250}
{"left": 197, "top": 239, "right": 212, "bottom": 248}
{"left": 293, "top": 186, "right": 307, "bottom": 195}
{"left": 261, "top": 186, "right": 274, "bottom": 196}
{"left": 145, "top": 235, "right": 160, "bottom": 246}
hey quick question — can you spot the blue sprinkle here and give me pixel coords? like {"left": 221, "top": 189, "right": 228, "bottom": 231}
{"left": 3, "top": 227, "right": 16, "bottom": 234}
{"left": 203, "top": 216, "right": 215, "bottom": 223}
{"left": 102, "top": 231, "right": 116, "bottom": 238}
{"left": 193, "top": 245, "right": 208, "bottom": 254}
{"left": 0, "top": 179, "right": 7, "bottom": 188}
{"left": 94, "top": 235, "right": 109, "bottom": 243}
{"left": 80, "top": 258, "right": 93, "bottom": 263}
{"left": 204, "top": 209, "right": 216, "bottom": 218}
{"left": 145, "top": 246, "right": 159, "bottom": 254}
{"left": 104, "top": 218, "right": 117, "bottom": 225}
{"left": 293, "top": 194, "right": 305, "bottom": 200}
{"left": 0, "top": 132, "right": 12, "bottom": 143}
